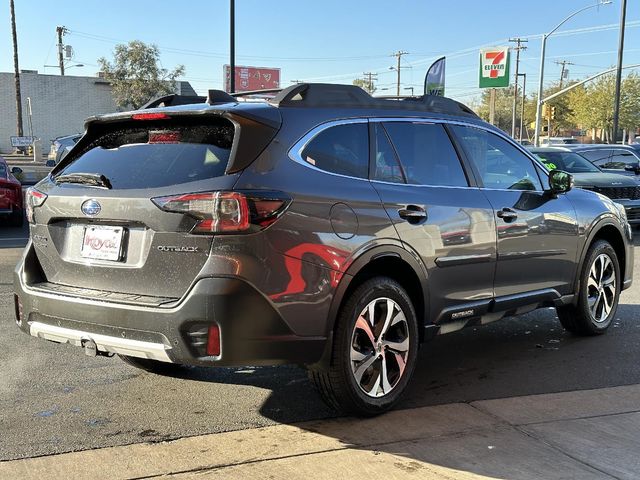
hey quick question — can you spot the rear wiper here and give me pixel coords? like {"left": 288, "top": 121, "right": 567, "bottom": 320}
{"left": 54, "top": 173, "right": 113, "bottom": 189}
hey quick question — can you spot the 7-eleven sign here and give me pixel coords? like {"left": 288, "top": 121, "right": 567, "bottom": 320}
{"left": 479, "top": 47, "right": 510, "bottom": 88}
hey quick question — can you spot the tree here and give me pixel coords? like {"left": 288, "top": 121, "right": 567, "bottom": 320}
{"left": 568, "top": 73, "right": 640, "bottom": 142}
{"left": 98, "top": 41, "right": 185, "bottom": 110}
{"left": 353, "top": 78, "right": 376, "bottom": 94}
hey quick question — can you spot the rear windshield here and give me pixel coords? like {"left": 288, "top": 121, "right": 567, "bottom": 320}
{"left": 56, "top": 118, "right": 234, "bottom": 189}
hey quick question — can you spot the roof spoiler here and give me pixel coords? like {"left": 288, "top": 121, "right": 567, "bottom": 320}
{"left": 141, "top": 94, "right": 206, "bottom": 109}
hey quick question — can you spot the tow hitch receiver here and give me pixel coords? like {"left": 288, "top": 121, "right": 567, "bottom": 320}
{"left": 81, "top": 338, "right": 98, "bottom": 357}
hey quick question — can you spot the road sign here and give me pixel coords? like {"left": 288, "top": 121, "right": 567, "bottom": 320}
{"left": 224, "top": 65, "right": 281, "bottom": 93}
{"left": 10, "top": 136, "right": 35, "bottom": 147}
{"left": 479, "top": 48, "right": 510, "bottom": 88}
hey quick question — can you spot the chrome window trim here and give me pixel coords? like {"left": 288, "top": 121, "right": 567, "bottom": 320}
{"left": 287, "top": 116, "right": 551, "bottom": 192}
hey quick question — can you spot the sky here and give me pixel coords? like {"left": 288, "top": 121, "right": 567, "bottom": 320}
{"left": 1, "top": 0, "right": 639, "bottom": 104}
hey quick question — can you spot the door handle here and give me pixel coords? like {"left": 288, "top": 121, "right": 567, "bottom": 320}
{"left": 497, "top": 208, "right": 518, "bottom": 222}
{"left": 398, "top": 205, "right": 427, "bottom": 223}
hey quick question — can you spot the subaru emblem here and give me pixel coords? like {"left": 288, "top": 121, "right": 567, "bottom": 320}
{"left": 81, "top": 199, "right": 101, "bottom": 216}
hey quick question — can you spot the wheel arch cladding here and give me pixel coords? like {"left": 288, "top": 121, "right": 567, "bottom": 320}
{"left": 589, "top": 224, "right": 626, "bottom": 282}
{"left": 329, "top": 251, "right": 428, "bottom": 342}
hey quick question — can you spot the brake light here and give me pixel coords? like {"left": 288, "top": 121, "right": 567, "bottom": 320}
{"left": 132, "top": 112, "right": 170, "bottom": 121}
{"left": 152, "top": 190, "right": 290, "bottom": 234}
{"left": 26, "top": 188, "right": 48, "bottom": 224}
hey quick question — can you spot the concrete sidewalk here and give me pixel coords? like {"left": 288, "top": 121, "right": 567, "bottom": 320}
{"left": 2, "top": 384, "right": 640, "bottom": 479}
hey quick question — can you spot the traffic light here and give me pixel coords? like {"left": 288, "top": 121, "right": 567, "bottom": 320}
{"left": 550, "top": 106, "right": 556, "bottom": 120}
{"left": 542, "top": 104, "right": 548, "bottom": 119}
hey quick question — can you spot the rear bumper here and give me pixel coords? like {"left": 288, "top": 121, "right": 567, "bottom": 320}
{"left": 14, "top": 255, "right": 326, "bottom": 367}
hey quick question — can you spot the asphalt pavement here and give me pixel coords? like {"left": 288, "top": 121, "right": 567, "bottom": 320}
{"left": 1, "top": 223, "right": 640, "bottom": 462}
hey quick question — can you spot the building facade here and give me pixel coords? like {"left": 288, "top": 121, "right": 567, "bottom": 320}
{"left": 0, "top": 72, "right": 197, "bottom": 155}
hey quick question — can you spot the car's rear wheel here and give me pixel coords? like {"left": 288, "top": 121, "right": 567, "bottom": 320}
{"left": 118, "top": 355, "right": 186, "bottom": 375}
{"left": 309, "top": 277, "right": 419, "bottom": 416}
{"left": 557, "top": 239, "right": 620, "bottom": 335}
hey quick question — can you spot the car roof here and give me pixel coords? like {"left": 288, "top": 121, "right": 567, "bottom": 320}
{"left": 528, "top": 146, "right": 575, "bottom": 153}
{"left": 87, "top": 83, "right": 485, "bottom": 130}
{"left": 566, "top": 144, "right": 637, "bottom": 151}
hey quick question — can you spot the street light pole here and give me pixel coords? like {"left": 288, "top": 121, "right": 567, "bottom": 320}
{"left": 10, "top": 0, "right": 23, "bottom": 138}
{"left": 229, "top": 0, "right": 235, "bottom": 93}
{"left": 612, "top": 0, "right": 627, "bottom": 144}
{"left": 533, "top": 1, "right": 611, "bottom": 146}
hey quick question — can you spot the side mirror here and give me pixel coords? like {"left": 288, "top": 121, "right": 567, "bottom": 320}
{"left": 624, "top": 164, "right": 640, "bottom": 174}
{"left": 45, "top": 160, "right": 56, "bottom": 167}
{"left": 548, "top": 169, "right": 573, "bottom": 195}
{"left": 11, "top": 166, "right": 23, "bottom": 175}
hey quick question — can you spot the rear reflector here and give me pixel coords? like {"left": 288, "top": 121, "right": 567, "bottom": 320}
{"left": 206, "top": 324, "right": 221, "bottom": 357}
{"left": 132, "top": 112, "right": 170, "bottom": 121}
{"left": 152, "top": 190, "right": 290, "bottom": 234}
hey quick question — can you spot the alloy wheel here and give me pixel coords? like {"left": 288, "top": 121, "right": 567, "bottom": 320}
{"left": 587, "top": 253, "right": 616, "bottom": 323}
{"left": 349, "top": 297, "right": 410, "bottom": 398}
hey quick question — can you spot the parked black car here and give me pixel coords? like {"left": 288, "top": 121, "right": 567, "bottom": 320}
{"left": 530, "top": 146, "right": 640, "bottom": 225}
{"left": 566, "top": 144, "right": 640, "bottom": 178}
{"left": 15, "top": 84, "right": 634, "bottom": 415}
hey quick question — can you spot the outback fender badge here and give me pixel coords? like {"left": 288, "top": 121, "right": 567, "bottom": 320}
{"left": 81, "top": 199, "right": 101, "bottom": 216}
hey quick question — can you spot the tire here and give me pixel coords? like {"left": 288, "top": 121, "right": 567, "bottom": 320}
{"left": 309, "top": 277, "right": 419, "bottom": 416}
{"left": 9, "top": 208, "right": 23, "bottom": 227}
{"left": 118, "top": 355, "right": 186, "bottom": 376}
{"left": 557, "top": 239, "right": 620, "bottom": 336}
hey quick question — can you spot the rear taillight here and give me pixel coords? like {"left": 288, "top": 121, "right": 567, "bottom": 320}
{"left": 25, "top": 188, "right": 47, "bottom": 224}
{"left": 152, "top": 191, "right": 290, "bottom": 234}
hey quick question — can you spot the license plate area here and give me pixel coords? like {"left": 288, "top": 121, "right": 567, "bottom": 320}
{"left": 81, "top": 226, "right": 124, "bottom": 261}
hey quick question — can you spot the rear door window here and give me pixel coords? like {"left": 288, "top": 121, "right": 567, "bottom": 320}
{"left": 382, "top": 122, "right": 468, "bottom": 187}
{"left": 301, "top": 123, "right": 369, "bottom": 179}
{"left": 56, "top": 118, "right": 234, "bottom": 189}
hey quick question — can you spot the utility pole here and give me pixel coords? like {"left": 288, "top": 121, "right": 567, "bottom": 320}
{"left": 362, "top": 72, "right": 378, "bottom": 93}
{"left": 555, "top": 60, "right": 574, "bottom": 89}
{"left": 391, "top": 51, "right": 408, "bottom": 97}
{"left": 10, "top": 0, "right": 23, "bottom": 138}
{"left": 56, "top": 26, "right": 67, "bottom": 75}
{"left": 229, "top": 0, "right": 235, "bottom": 93}
{"left": 509, "top": 37, "right": 527, "bottom": 138}
{"left": 612, "top": 0, "right": 627, "bottom": 144}
{"left": 489, "top": 88, "right": 496, "bottom": 125}
{"left": 517, "top": 73, "right": 527, "bottom": 142}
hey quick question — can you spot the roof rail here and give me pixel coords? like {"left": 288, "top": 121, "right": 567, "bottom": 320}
{"left": 266, "top": 83, "right": 478, "bottom": 118}
{"left": 142, "top": 94, "right": 206, "bottom": 109}
{"left": 231, "top": 88, "right": 282, "bottom": 97}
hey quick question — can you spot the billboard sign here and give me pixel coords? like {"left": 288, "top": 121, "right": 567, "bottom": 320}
{"left": 224, "top": 65, "right": 281, "bottom": 92}
{"left": 479, "top": 47, "right": 510, "bottom": 88}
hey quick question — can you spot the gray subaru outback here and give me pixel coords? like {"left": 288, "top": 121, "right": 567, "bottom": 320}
{"left": 14, "top": 84, "right": 634, "bottom": 415}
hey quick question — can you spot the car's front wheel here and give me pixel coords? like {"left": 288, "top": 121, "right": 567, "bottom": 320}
{"left": 557, "top": 239, "right": 620, "bottom": 335}
{"left": 309, "top": 277, "right": 419, "bottom": 416}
